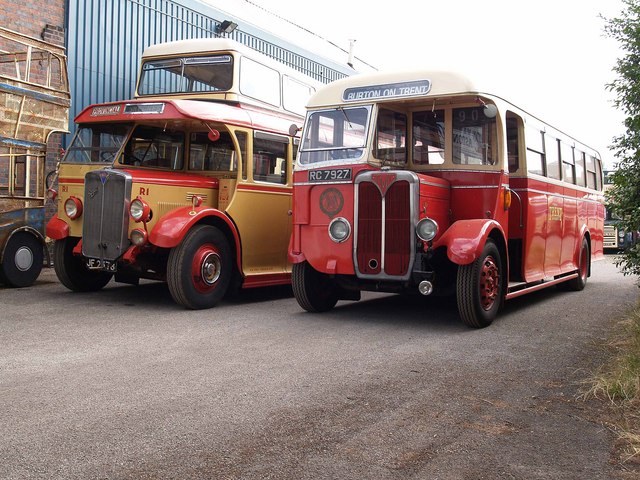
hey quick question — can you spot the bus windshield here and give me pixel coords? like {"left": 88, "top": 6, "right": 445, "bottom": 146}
{"left": 298, "top": 106, "right": 370, "bottom": 165}
{"left": 63, "top": 124, "right": 131, "bottom": 164}
{"left": 138, "top": 54, "right": 234, "bottom": 95}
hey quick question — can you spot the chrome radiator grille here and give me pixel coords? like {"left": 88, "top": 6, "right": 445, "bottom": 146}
{"left": 354, "top": 171, "right": 417, "bottom": 280}
{"left": 82, "top": 169, "right": 132, "bottom": 261}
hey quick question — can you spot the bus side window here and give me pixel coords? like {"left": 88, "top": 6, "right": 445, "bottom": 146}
{"left": 545, "top": 136, "right": 561, "bottom": 180}
{"left": 586, "top": 155, "right": 598, "bottom": 189}
{"left": 575, "top": 150, "right": 586, "bottom": 186}
{"left": 525, "top": 126, "right": 545, "bottom": 176}
{"left": 189, "top": 131, "right": 236, "bottom": 172}
{"left": 561, "top": 142, "right": 575, "bottom": 184}
{"left": 253, "top": 135, "right": 287, "bottom": 184}
{"left": 506, "top": 114, "right": 521, "bottom": 173}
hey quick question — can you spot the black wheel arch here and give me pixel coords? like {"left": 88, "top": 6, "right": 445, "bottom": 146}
{"left": 1, "top": 227, "right": 49, "bottom": 266}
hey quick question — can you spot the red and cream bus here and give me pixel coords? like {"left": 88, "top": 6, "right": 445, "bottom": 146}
{"left": 46, "top": 38, "right": 320, "bottom": 309}
{"left": 290, "top": 70, "right": 604, "bottom": 327}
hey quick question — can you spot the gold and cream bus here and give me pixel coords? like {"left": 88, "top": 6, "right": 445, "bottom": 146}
{"left": 46, "top": 38, "right": 320, "bottom": 308}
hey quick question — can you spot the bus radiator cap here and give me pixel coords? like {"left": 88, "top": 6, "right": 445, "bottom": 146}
{"left": 418, "top": 280, "right": 434, "bottom": 296}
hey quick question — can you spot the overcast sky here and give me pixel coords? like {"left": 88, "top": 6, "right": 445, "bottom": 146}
{"left": 205, "top": 0, "right": 626, "bottom": 169}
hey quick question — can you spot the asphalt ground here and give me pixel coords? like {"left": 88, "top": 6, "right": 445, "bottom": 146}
{"left": 1, "top": 256, "right": 637, "bottom": 479}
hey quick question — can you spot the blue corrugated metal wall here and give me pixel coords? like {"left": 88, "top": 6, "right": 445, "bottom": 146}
{"left": 66, "top": 0, "right": 354, "bottom": 140}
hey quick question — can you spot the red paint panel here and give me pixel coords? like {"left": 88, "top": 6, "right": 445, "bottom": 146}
{"left": 560, "top": 188, "right": 578, "bottom": 271}
{"left": 544, "top": 187, "right": 563, "bottom": 277}
{"left": 58, "top": 177, "right": 84, "bottom": 184}
{"left": 45, "top": 215, "right": 69, "bottom": 239}
{"left": 121, "top": 169, "right": 219, "bottom": 189}
{"left": 242, "top": 272, "right": 291, "bottom": 288}
{"left": 237, "top": 183, "right": 289, "bottom": 194}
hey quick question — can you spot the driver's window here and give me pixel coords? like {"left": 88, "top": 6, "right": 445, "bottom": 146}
{"left": 122, "top": 126, "right": 184, "bottom": 170}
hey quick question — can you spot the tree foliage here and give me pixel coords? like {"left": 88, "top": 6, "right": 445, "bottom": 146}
{"left": 604, "top": 0, "right": 640, "bottom": 278}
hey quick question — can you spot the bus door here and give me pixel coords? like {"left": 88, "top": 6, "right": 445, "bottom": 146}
{"left": 225, "top": 130, "right": 292, "bottom": 276}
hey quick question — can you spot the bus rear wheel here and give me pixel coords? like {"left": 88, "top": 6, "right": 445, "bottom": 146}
{"left": 456, "top": 239, "right": 504, "bottom": 328}
{"left": 0, "top": 232, "right": 43, "bottom": 287}
{"left": 292, "top": 261, "right": 338, "bottom": 312}
{"left": 167, "top": 225, "right": 232, "bottom": 309}
{"left": 562, "top": 237, "right": 590, "bottom": 291}
{"left": 53, "top": 237, "right": 113, "bottom": 291}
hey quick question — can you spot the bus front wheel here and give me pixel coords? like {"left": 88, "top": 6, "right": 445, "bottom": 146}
{"left": 167, "top": 225, "right": 232, "bottom": 309}
{"left": 53, "top": 237, "right": 113, "bottom": 291}
{"left": 456, "top": 239, "right": 504, "bottom": 328}
{"left": 0, "top": 232, "right": 44, "bottom": 287}
{"left": 292, "top": 261, "right": 338, "bottom": 312}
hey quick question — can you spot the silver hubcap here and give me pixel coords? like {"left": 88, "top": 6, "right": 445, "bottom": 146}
{"left": 201, "top": 253, "right": 221, "bottom": 285}
{"left": 15, "top": 246, "right": 34, "bottom": 272}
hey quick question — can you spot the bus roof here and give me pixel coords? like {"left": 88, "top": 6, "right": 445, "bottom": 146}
{"left": 306, "top": 69, "right": 602, "bottom": 158}
{"left": 140, "top": 37, "right": 319, "bottom": 86}
{"left": 306, "top": 70, "right": 481, "bottom": 108}
{"left": 74, "top": 99, "right": 300, "bottom": 137}
{"left": 142, "top": 38, "right": 255, "bottom": 58}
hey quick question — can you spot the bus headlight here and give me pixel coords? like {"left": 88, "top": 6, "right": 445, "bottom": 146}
{"left": 416, "top": 218, "right": 438, "bottom": 242}
{"left": 130, "top": 228, "right": 148, "bottom": 246}
{"left": 328, "top": 217, "right": 351, "bottom": 243}
{"left": 64, "top": 196, "right": 83, "bottom": 219}
{"left": 130, "top": 197, "right": 151, "bottom": 222}
{"left": 618, "top": 230, "right": 625, "bottom": 239}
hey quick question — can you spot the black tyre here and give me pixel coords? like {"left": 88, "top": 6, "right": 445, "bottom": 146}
{"left": 0, "top": 232, "right": 44, "bottom": 287}
{"left": 456, "top": 239, "right": 504, "bottom": 328}
{"left": 167, "top": 225, "right": 232, "bottom": 309}
{"left": 563, "top": 237, "right": 589, "bottom": 291}
{"left": 53, "top": 237, "right": 113, "bottom": 291}
{"left": 292, "top": 261, "right": 339, "bottom": 312}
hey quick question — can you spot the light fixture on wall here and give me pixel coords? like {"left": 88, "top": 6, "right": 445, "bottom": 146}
{"left": 217, "top": 20, "right": 238, "bottom": 36}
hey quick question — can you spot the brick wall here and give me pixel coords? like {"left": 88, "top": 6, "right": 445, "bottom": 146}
{"left": 0, "top": 1, "right": 65, "bottom": 40}
{"left": 0, "top": 0, "right": 66, "bottom": 232}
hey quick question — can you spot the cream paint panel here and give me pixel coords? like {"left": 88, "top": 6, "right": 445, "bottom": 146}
{"left": 57, "top": 163, "right": 109, "bottom": 237}
{"left": 226, "top": 186, "right": 292, "bottom": 275}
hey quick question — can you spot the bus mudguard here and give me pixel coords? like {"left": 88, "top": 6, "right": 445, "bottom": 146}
{"left": 45, "top": 215, "right": 70, "bottom": 240}
{"left": 434, "top": 219, "right": 505, "bottom": 265}
{"left": 149, "top": 206, "right": 241, "bottom": 255}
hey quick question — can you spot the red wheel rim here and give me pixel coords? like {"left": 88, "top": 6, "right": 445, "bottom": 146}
{"left": 480, "top": 255, "right": 500, "bottom": 311}
{"left": 191, "top": 244, "right": 222, "bottom": 294}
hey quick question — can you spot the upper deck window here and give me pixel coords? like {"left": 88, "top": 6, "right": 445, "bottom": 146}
{"left": 239, "top": 56, "right": 280, "bottom": 107}
{"left": 283, "top": 75, "right": 315, "bottom": 116}
{"left": 452, "top": 107, "right": 497, "bottom": 165}
{"left": 138, "top": 54, "right": 233, "bottom": 95}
